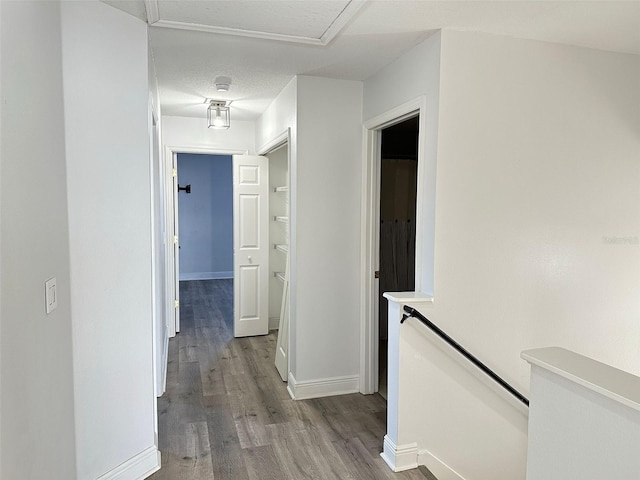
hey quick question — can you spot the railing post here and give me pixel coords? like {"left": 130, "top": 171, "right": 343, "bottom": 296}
{"left": 380, "top": 292, "right": 434, "bottom": 472}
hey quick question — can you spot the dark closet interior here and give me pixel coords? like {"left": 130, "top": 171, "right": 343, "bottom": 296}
{"left": 379, "top": 115, "right": 419, "bottom": 398}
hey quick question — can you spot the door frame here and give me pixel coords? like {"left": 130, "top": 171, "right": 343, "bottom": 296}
{"left": 257, "top": 129, "right": 292, "bottom": 381}
{"left": 164, "top": 145, "right": 248, "bottom": 337}
{"left": 148, "top": 94, "right": 165, "bottom": 443}
{"left": 359, "top": 97, "right": 427, "bottom": 394}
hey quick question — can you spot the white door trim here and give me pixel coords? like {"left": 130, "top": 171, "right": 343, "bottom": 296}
{"left": 258, "top": 129, "right": 293, "bottom": 384}
{"left": 257, "top": 129, "right": 289, "bottom": 156}
{"left": 359, "top": 96, "right": 428, "bottom": 394}
{"left": 257, "top": 129, "right": 292, "bottom": 383}
{"left": 163, "top": 145, "right": 248, "bottom": 337}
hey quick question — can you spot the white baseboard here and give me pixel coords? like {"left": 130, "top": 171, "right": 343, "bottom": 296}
{"left": 96, "top": 445, "right": 161, "bottom": 480}
{"left": 380, "top": 435, "right": 418, "bottom": 472}
{"left": 418, "top": 449, "right": 466, "bottom": 480}
{"left": 287, "top": 372, "right": 359, "bottom": 400}
{"left": 179, "top": 271, "right": 233, "bottom": 281}
{"left": 268, "top": 316, "right": 280, "bottom": 331}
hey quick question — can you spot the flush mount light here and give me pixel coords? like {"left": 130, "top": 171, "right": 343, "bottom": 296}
{"left": 215, "top": 76, "right": 232, "bottom": 92}
{"left": 206, "top": 100, "right": 231, "bottom": 129}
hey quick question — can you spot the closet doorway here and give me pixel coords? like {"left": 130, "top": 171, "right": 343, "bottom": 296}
{"left": 260, "top": 136, "right": 291, "bottom": 384}
{"left": 378, "top": 116, "right": 419, "bottom": 398}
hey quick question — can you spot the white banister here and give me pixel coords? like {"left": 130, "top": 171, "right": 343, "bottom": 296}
{"left": 381, "top": 292, "right": 434, "bottom": 472}
{"left": 522, "top": 347, "right": 640, "bottom": 480}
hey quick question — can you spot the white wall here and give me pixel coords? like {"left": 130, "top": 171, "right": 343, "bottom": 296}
{"left": 374, "top": 29, "right": 640, "bottom": 479}
{"left": 435, "top": 28, "right": 640, "bottom": 396}
{"left": 294, "top": 76, "right": 363, "bottom": 387}
{"left": 0, "top": 2, "right": 77, "bottom": 478}
{"left": 162, "top": 115, "right": 255, "bottom": 154}
{"left": 524, "top": 348, "right": 640, "bottom": 480}
{"left": 255, "top": 76, "right": 364, "bottom": 395}
{"left": 255, "top": 77, "right": 297, "bottom": 153}
{"left": 149, "top": 26, "right": 168, "bottom": 399}
{"left": 61, "top": 1, "right": 159, "bottom": 478}
{"left": 0, "top": 4, "right": 3, "bottom": 474}
{"left": 364, "top": 31, "right": 441, "bottom": 294}
{"left": 255, "top": 78, "right": 298, "bottom": 370}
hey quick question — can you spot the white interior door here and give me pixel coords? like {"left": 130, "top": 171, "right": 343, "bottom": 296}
{"left": 172, "top": 153, "right": 180, "bottom": 333}
{"left": 275, "top": 255, "right": 289, "bottom": 381}
{"left": 233, "top": 155, "right": 269, "bottom": 337}
{"left": 150, "top": 110, "right": 168, "bottom": 395}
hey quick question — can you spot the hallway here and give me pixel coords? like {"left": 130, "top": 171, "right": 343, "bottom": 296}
{"left": 149, "top": 279, "right": 433, "bottom": 480}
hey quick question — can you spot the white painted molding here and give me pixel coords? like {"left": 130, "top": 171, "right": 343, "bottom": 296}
{"left": 358, "top": 125, "right": 379, "bottom": 395}
{"left": 146, "top": 1, "right": 367, "bottom": 46}
{"left": 319, "top": 0, "right": 368, "bottom": 45}
{"left": 96, "top": 445, "right": 161, "bottom": 480}
{"left": 359, "top": 95, "right": 429, "bottom": 396}
{"left": 163, "top": 144, "right": 249, "bottom": 338}
{"left": 144, "top": 0, "right": 160, "bottom": 24}
{"left": 287, "top": 372, "right": 359, "bottom": 400}
{"left": 257, "top": 128, "right": 290, "bottom": 156}
{"left": 522, "top": 347, "right": 640, "bottom": 412}
{"left": 151, "top": 20, "right": 327, "bottom": 45}
{"left": 418, "top": 449, "right": 466, "bottom": 480}
{"left": 166, "top": 145, "right": 248, "bottom": 156}
{"left": 382, "top": 292, "right": 434, "bottom": 304}
{"left": 268, "top": 316, "right": 280, "bottom": 331}
{"left": 159, "top": 335, "right": 168, "bottom": 395}
{"left": 179, "top": 271, "right": 233, "bottom": 281}
{"left": 380, "top": 436, "right": 418, "bottom": 472}
{"left": 363, "top": 96, "right": 425, "bottom": 130}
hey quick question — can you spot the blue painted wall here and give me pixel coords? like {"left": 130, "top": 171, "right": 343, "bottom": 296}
{"left": 177, "top": 154, "right": 233, "bottom": 280}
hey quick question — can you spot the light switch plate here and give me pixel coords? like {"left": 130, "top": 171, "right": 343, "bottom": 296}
{"left": 45, "top": 277, "right": 57, "bottom": 314}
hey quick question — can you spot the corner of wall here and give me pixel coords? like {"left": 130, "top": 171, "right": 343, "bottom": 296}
{"left": 287, "top": 372, "right": 359, "bottom": 400}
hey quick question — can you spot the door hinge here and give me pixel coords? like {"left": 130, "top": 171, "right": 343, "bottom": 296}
{"left": 174, "top": 300, "right": 179, "bottom": 308}
{"left": 374, "top": 271, "right": 380, "bottom": 279}
{"left": 174, "top": 235, "right": 179, "bottom": 244}
{"left": 172, "top": 168, "right": 177, "bottom": 177}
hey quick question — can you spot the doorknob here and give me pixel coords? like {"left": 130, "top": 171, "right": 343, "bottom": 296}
{"left": 248, "top": 256, "right": 252, "bottom": 263}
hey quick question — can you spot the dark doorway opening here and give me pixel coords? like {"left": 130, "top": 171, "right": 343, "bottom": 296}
{"left": 378, "top": 115, "right": 419, "bottom": 398}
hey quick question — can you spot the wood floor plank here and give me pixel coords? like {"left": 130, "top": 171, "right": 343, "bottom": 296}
{"left": 179, "top": 312, "right": 199, "bottom": 363}
{"left": 243, "top": 444, "right": 287, "bottom": 480}
{"left": 149, "top": 279, "right": 430, "bottom": 480}
{"left": 152, "top": 421, "right": 213, "bottom": 480}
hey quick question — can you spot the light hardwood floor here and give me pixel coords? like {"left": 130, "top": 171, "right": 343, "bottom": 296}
{"left": 149, "top": 279, "right": 434, "bottom": 480}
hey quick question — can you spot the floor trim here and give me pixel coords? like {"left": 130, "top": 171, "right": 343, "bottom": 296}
{"left": 380, "top": 435, "right": 418, "bottom": 472}
{"left": 96, "top": 445, "right": 161, "bottom": 480}
{"left": 418, "top": 449, "right": 466, "bottom": 480}
{"left": 179, "top": 272, "right": 233, "bottom": 281}
{"left": 287, "top": 372, "right": 359, "bottom": 400}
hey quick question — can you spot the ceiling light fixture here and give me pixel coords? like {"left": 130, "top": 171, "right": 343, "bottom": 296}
{"left": 207, "top": 100, "right": 231, "bottom": 129}
{"left": 215, "top": 76, "right": 232, "bottom": 92}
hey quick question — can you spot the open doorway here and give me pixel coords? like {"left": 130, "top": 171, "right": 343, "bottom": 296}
{"left": 378, "top": 116, "right": 419, "bottom": 398}
{"left": 263, "top": 140, "right": 290, "bottom": 383}
{"left": 167, "top": 141, "right": 291, "bottom": 383}
{"left": 176, "top": 154, "right": 234, "bottom": 282}
{"left": 360, "top": 96, "right": 427, "bottom": 395}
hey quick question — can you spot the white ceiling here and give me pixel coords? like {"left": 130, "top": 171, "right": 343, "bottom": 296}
{"left": 103, "top": 1, "right": 640, "bottom": 122}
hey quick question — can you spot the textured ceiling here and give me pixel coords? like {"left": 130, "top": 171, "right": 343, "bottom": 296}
{"left": 106, "top": 0, "right": 640, "bottom": 122}
{"left": 150, "top": 22, "right": 432, "bottom": 119}
{"left": 155, "top": 0, "right": 351, "bottom": 39}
